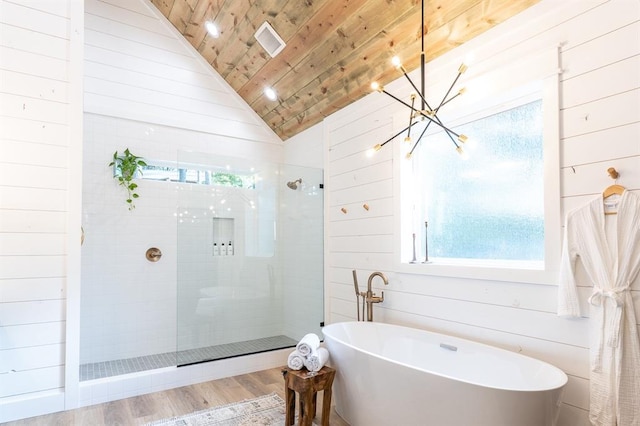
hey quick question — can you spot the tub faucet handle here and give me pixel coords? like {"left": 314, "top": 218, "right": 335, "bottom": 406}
{"left": 369, "top": 291, "right": 384, "bottom": 303}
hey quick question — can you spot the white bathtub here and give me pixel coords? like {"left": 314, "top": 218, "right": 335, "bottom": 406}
{"left": 322, "top": 322, "right": 567, "bottom": 426}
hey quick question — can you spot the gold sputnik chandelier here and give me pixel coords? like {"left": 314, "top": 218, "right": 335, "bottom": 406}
{"left": 371, "top": 0, "right": 469, "bottom": 159}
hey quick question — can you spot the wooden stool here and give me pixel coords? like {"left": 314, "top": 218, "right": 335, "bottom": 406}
{"left": 282, "top": 366, "right": 335, "bottom": 426}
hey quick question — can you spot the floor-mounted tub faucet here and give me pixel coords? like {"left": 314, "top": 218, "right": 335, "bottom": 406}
{"left": 366, "top": 271, "right": 388, "bottom": 321}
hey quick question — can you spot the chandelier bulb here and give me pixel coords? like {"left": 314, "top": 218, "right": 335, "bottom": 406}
{"left": 373, "top": 143, "right": 382, "bottom": 152}
{"left": 392, "top": 56, "right": 402, "bottom": 68}
{"left": 371, "top": 82, "right": 383, "bottom": 92}
{"left": 458, "top": 87, "right": 467, "bottom": 95}
{"left": 404, "top": 136, "right": 411, "bottom": 143}
{"left": 458, "top": 134, "right": 468, "bottom": 143}
{"left": 458, "top": 63, "right": 468, "bottom": 74}
{"left": 405, "top": 152, "right": 413, "bottom": 160}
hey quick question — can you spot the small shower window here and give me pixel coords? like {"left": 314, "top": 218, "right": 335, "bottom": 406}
{"left": 140, "top": 164, "right": 256, "bottom": 189}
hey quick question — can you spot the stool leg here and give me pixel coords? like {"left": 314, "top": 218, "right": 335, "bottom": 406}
{"left": 285, "top": 387, "right": 295, "bottom": 425}
{"left": 321, "top": 388, "right": 333, "bottom": 426}
{"left": 311, "top": 391, "right": 317, "bottom": 418}
{"left": 300, "top": 390, "right": 314, "bottom": 426}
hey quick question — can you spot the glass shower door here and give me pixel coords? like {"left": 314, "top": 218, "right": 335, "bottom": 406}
{"left": 176, "top": 151, "right": 323, "bottom": 366}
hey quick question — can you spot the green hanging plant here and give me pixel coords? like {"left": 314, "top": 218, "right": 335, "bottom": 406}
{"left": 109, "top": 149, "right": 147, "bottom": 210}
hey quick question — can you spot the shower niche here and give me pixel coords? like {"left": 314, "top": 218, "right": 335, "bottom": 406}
{"left": 212, "top": 218, "right": 234, "bottom": 256}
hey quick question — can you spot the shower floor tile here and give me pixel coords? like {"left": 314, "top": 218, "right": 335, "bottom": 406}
{"left": 79, "top": 335, "right": 297, "bottom": 381}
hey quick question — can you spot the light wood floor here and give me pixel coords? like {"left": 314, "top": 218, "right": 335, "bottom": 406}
{"left": 3, "top": 367, "right": 349, "bottom": 425}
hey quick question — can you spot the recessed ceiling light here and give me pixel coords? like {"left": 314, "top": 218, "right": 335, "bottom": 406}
{"left": 205, "top": 21, "right": 219, "bottom": 38}
{"left": 264, "top": 87, "right": 277, "bottom": 101}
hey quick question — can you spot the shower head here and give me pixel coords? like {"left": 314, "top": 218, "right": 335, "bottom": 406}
{"left": 287, "top": 178, "right": 302, "bottom": 190}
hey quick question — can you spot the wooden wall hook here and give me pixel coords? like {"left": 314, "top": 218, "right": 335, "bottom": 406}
{"left": 607, "top": 167, "right": 619, "bottom": 179}
{"left": 363, "top": 203, "right": 370, "bottom": 211}
{"left": 341, "top": 207, "right": 347, "bottom": 214}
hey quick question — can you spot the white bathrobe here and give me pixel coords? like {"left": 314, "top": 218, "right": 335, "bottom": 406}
{"left": 558, "top": 190, "right": 640, "bottom": 426}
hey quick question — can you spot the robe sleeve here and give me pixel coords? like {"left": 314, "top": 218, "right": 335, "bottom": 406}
{"left": 558, "top": 213, "right": 581, "bottom": 317}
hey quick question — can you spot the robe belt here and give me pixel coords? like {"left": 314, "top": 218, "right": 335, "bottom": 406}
{"left": 588, "top": 283, "right": 630, "bottom": 371}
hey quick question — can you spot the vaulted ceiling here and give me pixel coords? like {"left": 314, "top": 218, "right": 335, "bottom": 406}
{"left": 150, "top": 0, "right": 540, "bottom": 140}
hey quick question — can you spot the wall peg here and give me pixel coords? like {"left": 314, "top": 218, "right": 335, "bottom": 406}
{"left": 341, "top": 207, "right": 348, "bottom": 214}
{"left": 607, "top": 167, "right": 619, "bottom": 180}
{"left": 363, "top": 203, "right": 370, "bottom": 211}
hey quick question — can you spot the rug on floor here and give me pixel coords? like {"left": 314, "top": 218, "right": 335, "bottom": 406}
{"left": 146, "top": 393, "right": 288, "bottom": 426}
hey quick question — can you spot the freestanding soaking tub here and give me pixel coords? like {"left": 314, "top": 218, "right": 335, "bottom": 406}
{"left": 322, "top": 321, "right": 567, "bottom": 426}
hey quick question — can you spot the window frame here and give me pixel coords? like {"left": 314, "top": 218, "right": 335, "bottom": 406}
{"left": 392, "top": 47, "right": 562, "bottom": 285}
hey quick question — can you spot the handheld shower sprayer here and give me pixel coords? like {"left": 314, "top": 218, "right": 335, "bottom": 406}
{"left": 352, "top": 270, "right": 366, "bottom": 321}
{"left": 353, "top": 270, "right": 360, "bottom": 321}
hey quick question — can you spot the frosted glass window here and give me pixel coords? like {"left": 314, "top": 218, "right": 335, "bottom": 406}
{"left": 411, "top": 99, "right": 543, "bottom": 262}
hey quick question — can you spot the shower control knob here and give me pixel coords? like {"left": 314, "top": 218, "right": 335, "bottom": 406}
{"left": 146, "top": 247, "right": 162, "bottom": 262}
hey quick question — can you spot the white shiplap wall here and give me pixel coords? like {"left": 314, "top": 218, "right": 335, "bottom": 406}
{"left": 0, "top": 0, "right": 83, "bottom": 420}
{"left": 301, "top": 0, "right": 639, "bottom": 425}
{"left": 83, "top": 0, "right": 280, "bottom": 145}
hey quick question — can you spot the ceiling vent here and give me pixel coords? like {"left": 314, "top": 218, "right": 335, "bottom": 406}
{"left": 254, "top": 22, "right": 286, "bottom": 58}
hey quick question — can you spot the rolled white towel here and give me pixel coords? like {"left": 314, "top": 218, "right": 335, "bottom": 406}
{"left": 303, "top": 347, "right": 330, "bottom": 372}
{"left": 287, "top": 350, "right": 305, "bottom": 370}
{"left": 296, "top": 333, "right": 320, "bottom": 357}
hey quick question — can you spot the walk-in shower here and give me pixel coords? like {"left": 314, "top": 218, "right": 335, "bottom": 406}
{"left": 80, "top": 135, "right": 323, "bottom": 380}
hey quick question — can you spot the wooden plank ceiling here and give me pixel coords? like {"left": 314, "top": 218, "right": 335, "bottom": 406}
{"left": 150, "top": 0, "right": 540, "bottom": 141}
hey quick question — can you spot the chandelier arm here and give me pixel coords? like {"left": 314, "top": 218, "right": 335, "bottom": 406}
{"left": 379, "top": 89, "right": 463, "bottom": 146}
{"left": 415, "top": 110, "right": 460, "bottom": 138}
{"left": 442, "top": 126, "right": 461, "bottom": 149}
{"left": 411, "top": 115, "right": 459, "bottom": 150}
{"left": 436, "top": 71, "right": 463, "bottom": 111}
{"left": 381, "top": 89, "right": 450, "bottom": 135}
{"left": 380, "top": 89, "right": 418, "bottom": 111}
{"left": 408, "top": 121, "right": 432, "bottom": 157}
{"left": 380, "top": 121, "right": 421, "bottom": 148}
{"left": 438, "top": 91, "right": 462, "bottom": 109}
{"left": 400, "top": 75, "right": 447, "bottom": 128}
{"left": 427, "top": 109, "right": 466, "bottom": 146}
{"left": 401, "top": 69, "right": 434, "bottom": 112}
{"left": 423, "top": 110, "right": 449, "bottom": 133}
{"left": 406, "top": 96, "right": 416, "bottom": 140}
